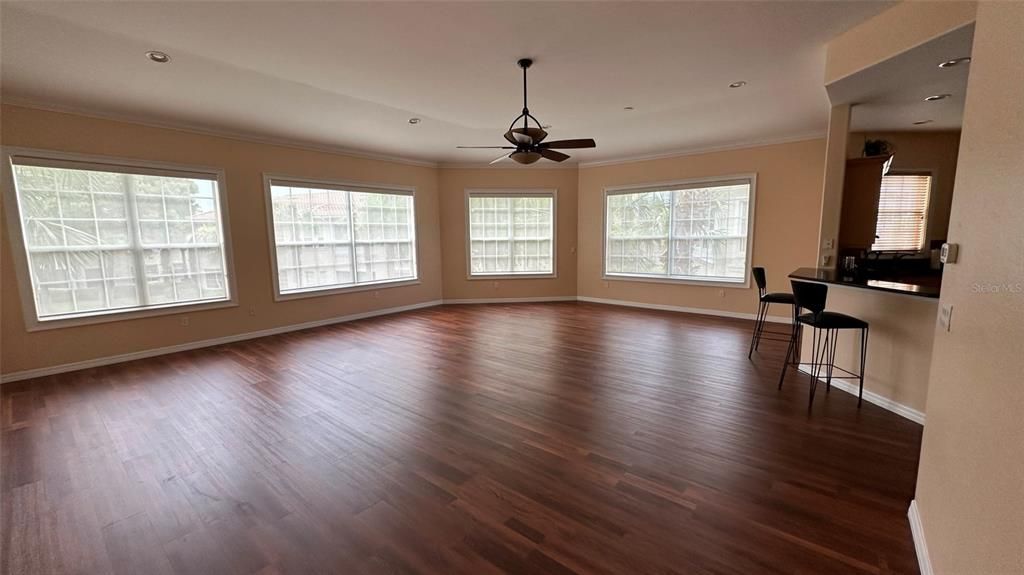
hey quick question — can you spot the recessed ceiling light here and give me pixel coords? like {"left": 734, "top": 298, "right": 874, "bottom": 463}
{"left": 925, "top": 94, "right": 952, "bottom": 102}
{"left": 146, "top": 51, "right": 171, "bottom": 64}
{"left": 938, "top": 57, "right": 971, "bottom": 68}
{"left": 729, "top": 81, "right": 747, "bottom": 88}
{"left": 623, "top": 106, "right": 635, "bottom": 111}
{"left": 913, "top": 120, "right": 934, "bottom": 125}
{"left": 408, "top": 118, "right": 421, "bottom": 125}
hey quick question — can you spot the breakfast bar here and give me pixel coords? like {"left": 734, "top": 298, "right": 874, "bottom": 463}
{"left": 788, "top": 267, "right": 941, "bottom": 423}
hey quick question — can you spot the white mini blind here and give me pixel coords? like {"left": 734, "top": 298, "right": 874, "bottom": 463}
{"left": 872, "top": 174, "right": 931, "bottom": 252}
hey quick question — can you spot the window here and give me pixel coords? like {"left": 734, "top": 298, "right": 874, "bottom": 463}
{"left": 872, "top": 173, "right": 931, "bottom": 252}
{"left": 5, "top": 151, "right": 235, "bottom": 328}
{"left": 265, "top": 177, "right": 417, "bottom": 298}
{"left": 604, "top": 176, "right": 755, "bottom": 285}
{"left": 466, "top": 190, "right": 555, "bottom": 277}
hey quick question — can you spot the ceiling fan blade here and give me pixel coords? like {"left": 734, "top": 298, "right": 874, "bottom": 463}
{"left": 457, "top": 146, "right": 516, "bottom": 149}
{"left": 490, "top": 153, "right": 511, "bottom": 165}
{"left": 540, "top": 149, "right": 570, "bottom": 162}
{"left": 540, "top": 138, "right": 596, "bottom": 149}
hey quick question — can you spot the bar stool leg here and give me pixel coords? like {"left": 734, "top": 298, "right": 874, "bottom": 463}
{"left": 858, "top": 326, "right": 869, "bottom": 407}
{"left": 807, "top": 327, "right": 823, "bottom": 409}
{"left": 754, "top": 302, "right": 770, "bottom": 352}
{"left": 778, "top": 315, "right": 800, "bottom": 389}
{"left": 825, "top": 327, "right": 838, "bottom": 394}
{"left": 792, "top": 308, "right": 802, "bottom": 365}
{"left": 748, "top": 300, "right": 766, "bottom": 359}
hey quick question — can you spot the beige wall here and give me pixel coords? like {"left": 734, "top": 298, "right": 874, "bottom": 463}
{"left": 437, "top": 167, "right": 578, "bottom": 300}
{"left": 818, "top": 104, "right": 851, "bottom": 267}
{"left": 847, "top": 130, "right": 961, "bottom": 245}
{"left": 914, "top": 2, "right": 1024, "bottom": 573}
{"left": 577, "top": 138, "right": 826, "bottom": 315}
{"left": 0, "top": 104, "right": 443, "bottom": 375}
{"left": 1, "top": 104, "right": 827, "bottom": 376}
{"left": 824, "top": 2, "right": 977, "bottom": 85}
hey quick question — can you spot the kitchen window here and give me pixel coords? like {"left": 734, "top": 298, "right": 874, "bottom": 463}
{"left": 872, "top": 173, "right": 932, "bottom": 252}
{"left": 4, "top": 150, "right": 236, "bottom": 329}
{"left": 604, "top": 176, "right": 755, "bottom": 285}
{"left": 265, "top": 176, "right": 418, "bottom": 299}
{"left": 466, "top": 190, "right": 555, "bottom": 278}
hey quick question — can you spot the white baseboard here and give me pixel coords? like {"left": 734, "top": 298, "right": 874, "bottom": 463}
{"left": 0, "top": 299, "right": 444, "bottom": 384}
{"left": 908, "top": 500, "right": 934, "bottom": 575}
{"left": 796, "top": 365, "right": 926, "bottom": 424}
{"left": 1, "top": 296, "right": 785, "bottom": 384}
{"left": 576, "top": 296, "right": 792, "bottom": 324}
{"left": 443, "top": 296, "right": 577, "bottom": 304}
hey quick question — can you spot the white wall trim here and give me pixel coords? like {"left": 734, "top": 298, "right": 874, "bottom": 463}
{"left": 5, "top": 100, "right": 825, "bottom": 171}
{"left": 1, "top": 296, "right": 793, "bottom": 383}
{"left": 443, "top": 296, "right": 577, "bottom": 304}
{"left": 0, "top": 299, "right": 444, "bottom": 384}
{"left": 437, "top": 162, "right": 577, "bottom": 170}
{"left": 578, "top": 132, "right": 825, "bottom": 168}
{"left": 576, "top": 296, "right": 791, "bottom": 324}
{"left": 908, "top": 500, "right": 934, "bottom": 575}
{"left": 2, "top": 99, "right": 438, "bottom": 168}
{"left": 797, "top": 365, "right": 926, "bottom": 424}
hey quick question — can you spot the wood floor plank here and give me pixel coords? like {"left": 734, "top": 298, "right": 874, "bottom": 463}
{"left": 1, "top": 302, "right": 923, "bottom": 574}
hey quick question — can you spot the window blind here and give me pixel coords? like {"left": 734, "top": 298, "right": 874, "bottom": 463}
{"left": 872, "top": 174, "right": 931, "bottom": 252}
{"left": 604, "top": 180, "right": 752, "bottom": 283}
{"left": 468, "top": 193, "right": 554, "bottom": 276}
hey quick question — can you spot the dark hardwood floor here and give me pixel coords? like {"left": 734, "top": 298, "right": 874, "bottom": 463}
{"left": 1, "top": 302, "right": 923, "bottom": 575}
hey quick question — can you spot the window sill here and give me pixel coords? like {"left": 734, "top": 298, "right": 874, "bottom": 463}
{"left": 602, "top": 273, "right": 749, "bottom": 289}
{"left": 467, "top": 273, "right": 557, "bottom": 281}
{"left": 26, "top": 298, "right": 239, "bottom": 332}
{"left": 274, "top": 278, "right": 421, "bottom": 301}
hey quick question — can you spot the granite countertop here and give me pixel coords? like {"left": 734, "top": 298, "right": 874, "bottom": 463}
{"left": 788, "top": 267, "right": 941, "bottom": 299}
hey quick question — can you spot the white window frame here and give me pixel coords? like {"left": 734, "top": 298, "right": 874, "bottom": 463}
{"left": 602, "top": 174, "right": 757, "bottom": 288}
{"left": 263, "top": 174, "right": 420, "bottom": 301}
{"left": 465, "top": 188, "right": 558, "bottom": 280}
{"left": 2, "top": 147, "right": 238, "bottom": 332}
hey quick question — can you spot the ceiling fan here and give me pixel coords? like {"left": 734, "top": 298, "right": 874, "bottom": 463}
{"left": 457, "top": 58, "right": 596, "bottom": 165}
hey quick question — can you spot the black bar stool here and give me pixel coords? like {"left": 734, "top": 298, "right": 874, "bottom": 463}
{"left": 779, "top": 280, "right": 869, "bottom": 409}
{"left": 748, "top": 267, "right": 798, "bottom": 359}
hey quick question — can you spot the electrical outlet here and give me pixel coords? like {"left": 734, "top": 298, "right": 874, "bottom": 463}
{"left": 718, "top": 289, "right": 725, "bottom": 298}
{"left": 180, "top": 316, "right": 189, "bottom": 327}
{"left": 248, "top": 306, "right": 256, "bottom": 316}
{"left": 939, "top": 304, "right": 953, "bottom": 332}
{"left": 824, "top": 238, "right": 834, "bottom": 250}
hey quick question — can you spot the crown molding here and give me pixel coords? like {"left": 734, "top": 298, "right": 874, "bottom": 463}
{"left": 0, "top": 98, "right": 439, "bottom": 169}
{"left": 577, "top": 132, "right": 827, "bottom": 168}
{"left": 3, "top": 98, "right": 826, "bottom": 172}
{"left": 437, "top": 161, "right": 578, "bottom": 170}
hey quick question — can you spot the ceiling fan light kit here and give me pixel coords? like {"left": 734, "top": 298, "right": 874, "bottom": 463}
{"left": 457, "top": 58, "right": 596, "bottom": 164}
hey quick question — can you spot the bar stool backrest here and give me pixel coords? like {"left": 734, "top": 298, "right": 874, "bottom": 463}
{"left": 752, "top": 267, "right": 767, "bottom": 298}
{"left": 790, "top": 280, "right": 828, "bottom": 318}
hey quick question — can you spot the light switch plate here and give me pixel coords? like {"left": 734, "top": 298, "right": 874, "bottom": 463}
{"left": 939, "top": 304, "right": 953, "bottom": 332}
{"left": 940, "top": 243, "right": 959, "bottom": 264}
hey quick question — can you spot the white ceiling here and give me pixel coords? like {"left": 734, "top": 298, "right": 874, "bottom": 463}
{"left": 830, "top": 24, "right": 974, "bottom": 133}
{"left": 1, "top": 1, "right": 893, "bottom": 165}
